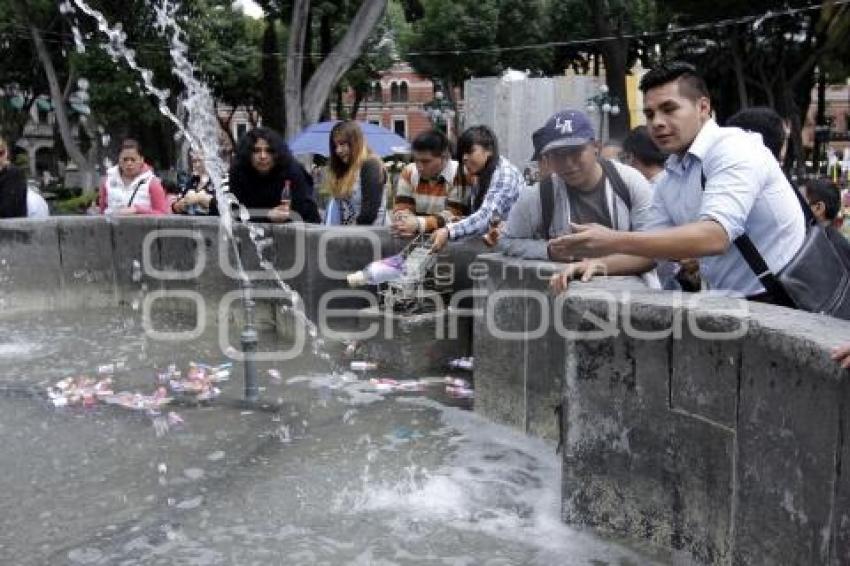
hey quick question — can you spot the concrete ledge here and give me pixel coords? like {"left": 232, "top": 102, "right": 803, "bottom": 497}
{"left": 472, "top": 253, "right": 647, "bottom": 439}
{"left": 0, "top": 217, "right": 483, "bottom": 326}
{"left": 472, "top": 253, "right": 850, "bottom": 565}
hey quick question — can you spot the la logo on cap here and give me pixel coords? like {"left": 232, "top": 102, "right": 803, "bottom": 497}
{"left": 555, "top": 116, "right": 573, "bottom": 134}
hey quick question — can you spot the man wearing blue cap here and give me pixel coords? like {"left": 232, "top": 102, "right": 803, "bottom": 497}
{"left": 499, "top": 109, "right": 657, "bottom": 284}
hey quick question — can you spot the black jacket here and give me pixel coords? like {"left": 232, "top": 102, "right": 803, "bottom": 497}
{"left": 209, "top": 160, "right": 321, "bottom": 223}
{"left": 0, "top": 165, "right": 27, "bottom": 218}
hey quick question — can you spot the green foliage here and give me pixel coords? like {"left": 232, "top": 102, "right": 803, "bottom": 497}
{"left": 52, "top": 191, "right": 97, "bottom": 215}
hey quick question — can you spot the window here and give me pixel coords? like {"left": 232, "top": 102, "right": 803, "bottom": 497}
{"left": 399, "top": 82, "right": 409, "bottom": 102}
{"left": 390, "top": 82, "right": 400, "bottom": 103}
{"left": 368, "top": 82, "right": 382, "bottom": 102}
{"left": 393, "top": 118, "right": 406, "bottom": 139}
{"left": 368, "top": 117, "right": 381, "bottom": 127}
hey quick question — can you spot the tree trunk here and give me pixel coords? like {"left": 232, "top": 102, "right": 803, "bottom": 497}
{"left": 589, "top": 0, "right": 629, "bottom": 140}
{"left": 215, "top": 102, "right": 238, "bottom": 149}
{"left": 350, "top": 89, "right": 366, "bottom": 121}
{"left": 261, "top": 16, "right": 286, "bottom": 133}
{"left": 284, "top": 0, "right": 311, "bottom": 140}
{"left": 730, "top": 31, "right": 749, "bottom": 109}
{"left": 335, "top": 87, "right": 345, "bottom": 119}
{"left": 300, "top": 0, "right": 388, "bottom": 128}
{"left": 443, "top": 77, "right": 460, "bottom": 140}
{"left": 25, "top": 18, "right": 95, "bottom": 190}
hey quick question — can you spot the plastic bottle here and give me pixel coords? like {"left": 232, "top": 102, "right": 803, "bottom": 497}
{"left": 448, "top": 357, "right": 474, "bottom": 371}
{"left": 482, "top": 213, "right": 502, "bottom": 247}
{"left": 347, "top": 253, "right": 405, "bottom": 287}
{"left": 280, "top": 180, "right": 292, "bottom": 216}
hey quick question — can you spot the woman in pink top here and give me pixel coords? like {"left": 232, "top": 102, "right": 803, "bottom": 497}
{"left": 98, "top": 138, "right": 169, "bottom": 215}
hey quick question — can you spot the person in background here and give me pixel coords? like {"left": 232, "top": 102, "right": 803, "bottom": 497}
{"left": 99, "top": 138, "right": 170, "bottom": 215}
{"left": 801, "top": 177, "right": 842, "bottom": 228}
{"left": 800, "top": 177, "right": 850, "bottom": 272}
{"left": 26, "top": 187, "right": 49, "bottom": 218}
{"left": 0, "top": 135, "right": 28, "bottom": 218}
{"left": 391, "top": 129, "right": 464, "bottom": 237}
{"left": 199, "top": 127, "right": 321, "bottom": 223}
{"left": 172, "top": 151, "right": 215, "bottom": 215}
{"left": 430, "top": 125, "right": 523, "bottom": 251}
{"left": 726, "top": 106, "right": 788, "bottom": 164}
{"left": 324, "top": 120, "right": 387, "bottom": 225}
{"left": 621, "top": 126, "right": 667, "bottom": 186}
{"left": 600, "top": 139, "right": 623, "bottom": 161}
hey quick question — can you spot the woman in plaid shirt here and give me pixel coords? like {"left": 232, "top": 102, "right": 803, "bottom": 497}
{"left": 431, "top": 125, "right": 524, "bottom": 251}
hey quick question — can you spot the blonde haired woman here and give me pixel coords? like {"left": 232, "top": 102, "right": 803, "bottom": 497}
{"left": 324, "top": 121, "right": 386, "bottom": 225}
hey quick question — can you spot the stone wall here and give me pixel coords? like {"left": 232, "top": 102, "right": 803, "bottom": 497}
{"left": 0, "top": 216, "right": 482, "bottom": 322}
{"left": 472, "top": 253, "right": 850, "bottom": 566}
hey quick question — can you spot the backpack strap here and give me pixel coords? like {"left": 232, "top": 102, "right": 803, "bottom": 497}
{"left": 539, "top": 175, "right": 555, "bottom": 240}
{"left": 599, "top": 158, "right": 631, "bottom": 210}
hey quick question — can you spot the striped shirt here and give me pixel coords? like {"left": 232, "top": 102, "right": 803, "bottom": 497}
{"left": 393, "top": 160, "right": 466, "bottom": 232}
{"left": 447, "top": 156, "right": 523, "bottom": 240}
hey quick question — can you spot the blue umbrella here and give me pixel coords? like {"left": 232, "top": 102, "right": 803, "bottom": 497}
{"left": 288, "top": 120, "right": 410, "bottom": 157}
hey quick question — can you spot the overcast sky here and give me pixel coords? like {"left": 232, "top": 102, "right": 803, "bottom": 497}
{"left": 233, "top": 0, "right": 263, "bottom": 18}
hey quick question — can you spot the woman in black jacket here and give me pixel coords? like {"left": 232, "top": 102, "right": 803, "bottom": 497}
{"left": 0, "top": 136, "right": 27, "bottom": 218}
{"left": 198, "top": 128, "right": 321, "bottom": 223}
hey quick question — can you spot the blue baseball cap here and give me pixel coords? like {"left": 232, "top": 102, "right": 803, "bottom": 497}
{"left": 536, "top": 110, "right": 596, "bottom": 156}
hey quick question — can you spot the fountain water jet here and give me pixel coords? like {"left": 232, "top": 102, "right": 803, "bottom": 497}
{"left": 66, "top": 0, "right": 337, "bottom": 403}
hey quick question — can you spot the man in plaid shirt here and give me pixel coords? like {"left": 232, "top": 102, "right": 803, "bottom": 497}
{"left": 392, "top": 130, "right": 466, "bottom": 236}
{"left": 431, "top": 125, "right": 524, "bottom": 251}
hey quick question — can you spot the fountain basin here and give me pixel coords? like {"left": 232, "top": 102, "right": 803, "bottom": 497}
{"left": 0, "top": 217, "right": 681, "bottom": 565}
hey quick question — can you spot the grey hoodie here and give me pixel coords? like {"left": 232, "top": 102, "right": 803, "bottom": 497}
{"left": 498, "top": 160, "right": 654, "bottom": 260}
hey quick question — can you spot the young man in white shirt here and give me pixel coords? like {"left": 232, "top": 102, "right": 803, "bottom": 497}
{"left": 550, "top": 62, "right": 805, "bottom": 303}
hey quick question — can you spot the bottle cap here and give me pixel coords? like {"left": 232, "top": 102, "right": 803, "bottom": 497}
{"left": 347, "top": 271, "right": 367, "bottom": 287}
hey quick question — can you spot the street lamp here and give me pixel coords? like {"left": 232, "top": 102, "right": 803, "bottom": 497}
{"left": 68, "top": 77, "right": 92, "bottom": 123}
{"left": 424, "top": 88, "right": 455, "bottom": 135}
{"left": 586, "top": 83, "right": 620, "bottom": 142}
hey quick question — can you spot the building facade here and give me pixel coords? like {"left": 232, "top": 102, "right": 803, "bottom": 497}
{"left": 339, "top": 61, "right": 463, "bottom": 142}
{"left": 802, "top": 81, "right": 850, "bottom": 155}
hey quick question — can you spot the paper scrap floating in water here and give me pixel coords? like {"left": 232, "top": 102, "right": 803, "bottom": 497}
{"left": 102, "top": 387, "right": 173, "bottom": 412}
{"left": 47, "top": 376, "right": 114, "bottom": 407}
{"left": 162, "top": 362, "right": 230, "bottom": 402}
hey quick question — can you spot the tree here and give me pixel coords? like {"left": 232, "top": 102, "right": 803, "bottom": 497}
{"left": 655, "top": 0, "right": 850, "bottom": 172}
{"left": 185, "top": 0, "right": 265, "bottom": 148}
{"left": 0, "top": 2, "right": 44, "bottom": 145}
{"left": 283, "top": 0, "right": 389, "bottom": 139}
{"left": 548, "top": 0, "right": 660, "bottom": 140}
{"left": 5, "top": 0, "right": 96, "bottom": 183}
{"left": 401, "top": 0, "right": 552, "bottom": 134}
{"left": 332, "top": 0, "right": 402, "bottom": 120}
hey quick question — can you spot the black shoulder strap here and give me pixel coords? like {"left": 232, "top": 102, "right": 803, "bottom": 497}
{"left": 540, "top": 175, "right": 555, "bottom": 240}
{"left": 700, "top": 167, "right": 795, "bottom": 307}
{"left": 599, "top": 158, "right": 631, "bottom": 210}
{"left": 126, "top": 176, "right": 147, "bottom": 207}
